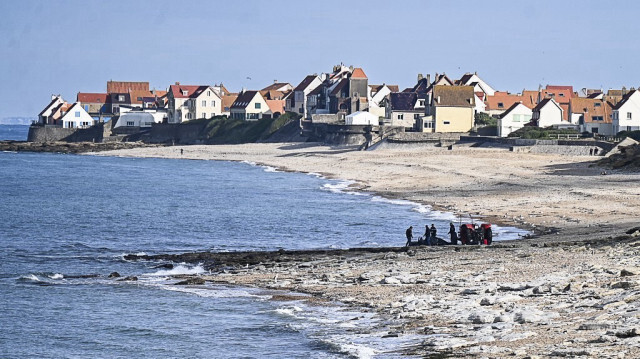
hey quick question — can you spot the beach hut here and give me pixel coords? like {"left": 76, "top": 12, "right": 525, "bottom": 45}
{"left": 345, "top": 111, "right": 378, "bottom": 125}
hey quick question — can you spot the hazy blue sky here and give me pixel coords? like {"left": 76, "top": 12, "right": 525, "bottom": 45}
{"left": 1, "top": 0, "right": 639, "bottom": 119}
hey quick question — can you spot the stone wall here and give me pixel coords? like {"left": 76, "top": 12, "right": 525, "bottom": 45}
{"left": 146, "top": 122, "right": 209, "bottom": 144}
{"left": 27, "top": 124, "right": 104, "bottom": 143}
{"left": 459, "top": 136, "right": 616, "bottom": 156}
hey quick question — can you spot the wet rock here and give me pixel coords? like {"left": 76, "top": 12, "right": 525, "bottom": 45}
{"left": 614, "top": 327, "right": 640, "bottom": 338}
{"left": 549, "top": 349, "right": 591, "bottom": 357}
{"left": 462, "top": 288, "right": 480, "bottom": 295}
{"left": 578, "top": 322, "right": 613, "bottom": 331}
{"left": 153, "top": 263, "right": 174, "bottom": 269}
{"left": 174, "top": 277, "right": 205, "bottom": 285}
{"left": 117, "top": 276, "right": 138, "bottom": 281}
{"left": 611, "top": 281, "right": 634, "bottom": 289}
{"left": 108, "top": 272, "right": 121, "bottom": 278}
{"left": 480, "top": 297, "right": 496, "bottom": 306}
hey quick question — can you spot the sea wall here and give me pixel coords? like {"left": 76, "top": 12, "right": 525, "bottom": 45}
{"left": 27, "top": 124, "right": 104, "bottom": 143}
{"left": 460, "top": 136, "right": 616, "bottom": 155}
{"left": 146, "top": 122, "right": 209, "bottom": 144}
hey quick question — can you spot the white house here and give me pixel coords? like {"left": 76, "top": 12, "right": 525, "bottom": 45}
{"left": 115, "top": 109, "right": 167, "bottom": 128}
{"left": 532, "top": 98, "right": 564, "bottom": 127}
{"left": 167, "top": 84, "right": 222, "bottom": 123}
{"left": 497, "top": 103, "right": 532, "bottom": 137}
{"left": 60, "top": 103, "right": 95, "bottom": 129}
{"left": 230, "top": 90, "right": 272, "bottom": 121}
{"left": 612, "top": 90, "right": 640, "bottom": 134}
{"left": 286, "top": 75, "right": 323, "bottom": 118}
{"left": 38, "top": 95, "right": 66, "bottom": 125}
{"left": 368, "top": 84, "right": 398, "bottom": 118}
{"left": 345, "top": 111, "right": 378, "bottom": 125}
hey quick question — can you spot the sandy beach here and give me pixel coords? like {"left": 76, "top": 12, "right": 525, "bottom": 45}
{"left": 96, "top": 143, "right": 640, "bottom": 357}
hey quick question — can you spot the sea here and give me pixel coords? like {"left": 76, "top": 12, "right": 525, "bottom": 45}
{"left": 0, "top": 124, "right": 528, "bottom": 358}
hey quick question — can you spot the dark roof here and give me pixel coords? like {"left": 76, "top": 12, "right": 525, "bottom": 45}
{"left": 294, "top": 75, "right": 318, "bottom": 92}
{"left": 389, "top": 92, "right": 418, "bottom": 111}
{"left": 308, "top": 85, "right": 324, "bottom": 96}
{"left": 432, "top": 86, "right": 475, "bottom": 107}
{"left": 587, "top": 92, "right": 602, "bottom": 99}
{"left": 169, "top": 85, "right": 211, "bottom": 99}
{"left": 330, "top": 78, "right": 349, "bottom": 96}
{"left": 231, "top": 90, "right": 259, "bottom": 109}
{"left": 532, "top": 98, "right": 557, "bottom": 112}
{"left": 110, "top": 93, "right": 131, "bottom": 104}
{"left": 456, "top": 73, "right": 474, "bottom": 85}
{"left": 369, "top": 84, "right": 401, "bottom": 94}
{"left": 497, "top": 102, "right": 524, "bottom": 119}
{"left": 612, "top": 90, "right": 636, "bottom": 110}
{"left": 412, "top": 78, "right": 430, "bottom": 94}
{"left": 261, "top": 82, "right": 291, "bottom": 92}
{"left": 38, "top": 98, "right": 59, "bottom": 116}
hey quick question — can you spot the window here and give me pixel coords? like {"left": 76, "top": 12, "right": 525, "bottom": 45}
{"left": 628, "top": 112, "right": 632, "bottom": 120}
{"left": 419, "top": 100, "right": 425, "bottom": 107}
{"left": 398, "top": 114, "right": 404, "bottom": 120}
{"left": 75, "top": 111, "right": 80, "bottom": 118}
{"left": 594, "top": 102, "right": 601, "bottom": 107}
{"left": 414, "top": 114, "right": 420, "bottom": 119}
{"left": 211, "top": 100, "right": 216, "bottom": 107}
{"left": 592, "top": 116, "right": 604, "bottom": 121}
{"left": 202, "top": 113, "right": 206, "bottom": 118}
{"left": 497, "top": 102, "right": 504, "bottom": 108}
{"left": 255, "top": 102, "right": 261, "bottom": 109}
{"left": 127, "top": 121, "right": 135, "bottom": 126}
{"left": 84, "top": 105, "right": 89, "bottom": 112}
{"left": 202, "top": 100, "right": 207, "bottom": 107}
{"left": 182, "top": 90, "right": 188, "bottom": 96}
{"left": 137, "top": 97, "right": 142, "bottom": 101}
{"left": 559, "top": 93, "right": 565, "bottom": 97}
{"left": 207, "top": 91, "right": 211, "bottom": 96}
{"left": 186, "top": 113, "right": 192, "bottom": 120}
{"left": 443, "top": 121, "right": 450, "bottom": 125}
{"left": 592, "top": 128, "right": 599, "bottom": 134}
{"left": 211, "top": 113, "right": 216, "bottom": 118}
{"left": 513, "top": 115, "right": 521, "bottom": 122}
{"left": 118, "top": 95, "right": 125, "bottom": 102}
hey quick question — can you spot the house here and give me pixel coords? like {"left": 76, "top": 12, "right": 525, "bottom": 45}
{"left": 221, "top": 94, "right": 238, "bottom": 117}
{"left": 306, "top": 65, "right": 369, "bottom": 120}
{"left": 532, "top": 98, "right": 564, "bottom": 127}
{"left": 230, "top": 90, "right": 271, "bottom": 121}
{"left": 570, "top": 97, "right": 613, "bottom": 135}
{"left": 60, "top": 103, "right": 95, "bottom": 129}
{"left": 38, "top": 95, "right": 67, "bottom": 125}
{"left": 114, "top": 109, "right": 167, "bottom": 129}
{"left": 540, "top": 85, "right": 574, "bottom": 122}
{"left": 485, "top": 91, "right": 538, "bottom": 116}
{"left": 496, "top": 103, "right": 532, "bottom": 137}
{"left": 167, "top": 83, "right": 222, "bottom": 123}
{"left": 386, "top": 92, "right": 422, "bottom": 129}
{"left": 286, "top": 75, "right": 323, "bottom": 118}
{"left": 612, "top": 90, "right": 640, "bottom": 134}
{"left": 345, "top": 111, "right": 378, "bottom": 125}
{"left": 76, "top": 93, "right": 110, "bottom": 120}
{"left": 266, "top": 99, "right": 285, "bottom": 118}
{"left": 430, "top": 85, "right": 475, "bottom": 132}
{"left": 109, "top": 93, "right": 131, "bottom": 114}
{"left": 455, "top": 72, "right": 496, "bottom": 96}
{"left": 368, "top": 84, "right": 399, "bottom": 118}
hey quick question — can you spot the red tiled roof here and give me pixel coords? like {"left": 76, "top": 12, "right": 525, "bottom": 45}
{"left": 351, "top": 68, "right": 367, "bottom": 79}
{"left": 570, "top": 97, "right": 612, "bottom": 123}
{"left": 77, "top": 93, "right": 109, "bottom": 103}
{"left": 266, "top": 99, "right": 285, "bottom": 114}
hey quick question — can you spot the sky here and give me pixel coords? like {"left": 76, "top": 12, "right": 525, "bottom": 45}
{"left": 1, "top": 0, "right": 639, "bottom": 120}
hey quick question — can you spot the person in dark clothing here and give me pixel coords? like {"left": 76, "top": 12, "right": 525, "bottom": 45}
{"left": 449, "top": 223, "right": 457, "bottom": 245}
{"left": 430, "top": 224, "right": 437, "bottom": 245}
{"left": 405, "top": 226, "right": 413, "bottom": 247}
{"left": 424, "top": 225, "right": 431, "bottom": 246}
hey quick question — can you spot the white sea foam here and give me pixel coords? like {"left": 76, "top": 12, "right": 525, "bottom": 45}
{"left": 274, "top": 305, "right": 303, "bottom": 317}
{"left": 49, "top": 273, "right": 64, "bottom": 280}
{"left": 144, "top": 264, "right": 205, "bottom": 277}
{"left": 160, "top": 285, "right": 260, "bottom": 299}
{"left": 22, "top": 274, "right": 41, "bottom": 281}
{"left": 322, "top": 180, "right": 367, "bottom": 196}
{"left": 240, "top": 160, "right": 257, "bottom": 166}
{"left": 261, "top": 165, "right": 280, "bottom": 173}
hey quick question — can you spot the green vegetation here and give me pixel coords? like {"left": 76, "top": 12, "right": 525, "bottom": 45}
{"left": 616, "top": 130, "right": 640, "bottom": 142}
{"left": 474, "top": 112, "right": 497, "bottom": 127}
{"left": 508, "top": 126, "right": 580, "bottom": 139}
{"left": 198, "top": 112, "right": 301, "bottom": 144}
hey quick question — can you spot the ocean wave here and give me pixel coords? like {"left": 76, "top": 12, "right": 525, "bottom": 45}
{"left": 143, "top": 264, "right": 205, "bottom": 277}
{"left": 49, "top": 273, "right": 64, "bottom": 280}
{"left": 261, "top": 165, "right": 280, "bottom": 173}
{"left": 321, "top": 181, "right": 367, "bottom": 196}
{"left": 156, "top": 284, "right": 262, "bottom": 299}
{"left": 240, "top": 160, "right": 257, "bottom": 166}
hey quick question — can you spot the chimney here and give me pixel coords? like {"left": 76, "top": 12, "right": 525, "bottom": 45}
{"left": 623, "top": 86, "right": 627, "bottom": 95}
{"left": 426, "top": 74, "right": 431, "bottom": 86}
{"left": 273, "top": 79, "right": 277, "bottom": 83}
{"left": 349, "top": 65, "right": 354, "bottom": 72}
{"left": 417, "top": 73, "right": 423, "bottom": 82}
{"left": 175, "top": 82, "right": 180, "bottom": 85}
{"left": 435, "top": 73, "right": 440, "bottom": 81}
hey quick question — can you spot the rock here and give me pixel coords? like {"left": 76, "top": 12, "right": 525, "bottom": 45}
{"left": 469, "top": 311, "right": 495, "bottom": 324}
{"left": 578, "top": 322, "right": 613, "bottom": 331}
{"left": 152, "top": 263, "right": 174, "bottom": 269}
{"left": 462, "top": 288, "right": 480, "bottom": 295}
{"left": 550, "top": 349, "right": 591, "bottom": 357}
{"left": 614, "top": 327, "right": 640, "bottom": 338}
{"left": 117, "top": 276, "right": 138, "bottom": 281}
{"left": 382, "top": 276, "right": 401, "bottom": 285}
{"left": 514, "top": 310, "right": 542, "bottom": 324}
{"left": 533, "top": 285, "right": 551, "bottom": 294}
{"left": 621, "top": 269, "right": 636, "bottom": 277}
{"left": 611, "top": 281, "right": 634, "bottom": 289}
{"left": 383, "top": 252, "right": 398, "bottom": 260}
{"left": 174, "top": 277, "right": 206, "bottom": 285}
{"left": 108, "top": 272, "right": 121, "bottom": 278}
{"left": 480, "top": 297, "right": 496, "bottom": 306}
{"left": 493, "top": 314, "right": 511, "bottom": 323}
{"left": 498, "top": 284, "right": 531, "bottom": 291}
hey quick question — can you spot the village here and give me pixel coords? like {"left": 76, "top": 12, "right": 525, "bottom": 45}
{"left": 32, "top": 64, "right": 640, "bottom": 146}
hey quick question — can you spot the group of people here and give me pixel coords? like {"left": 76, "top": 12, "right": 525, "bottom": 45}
{"left": 405, "top": 223, "right": 458, "bottom": 247}
{"left": 405, "top": 222, "right": 492, "bottom": 246}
